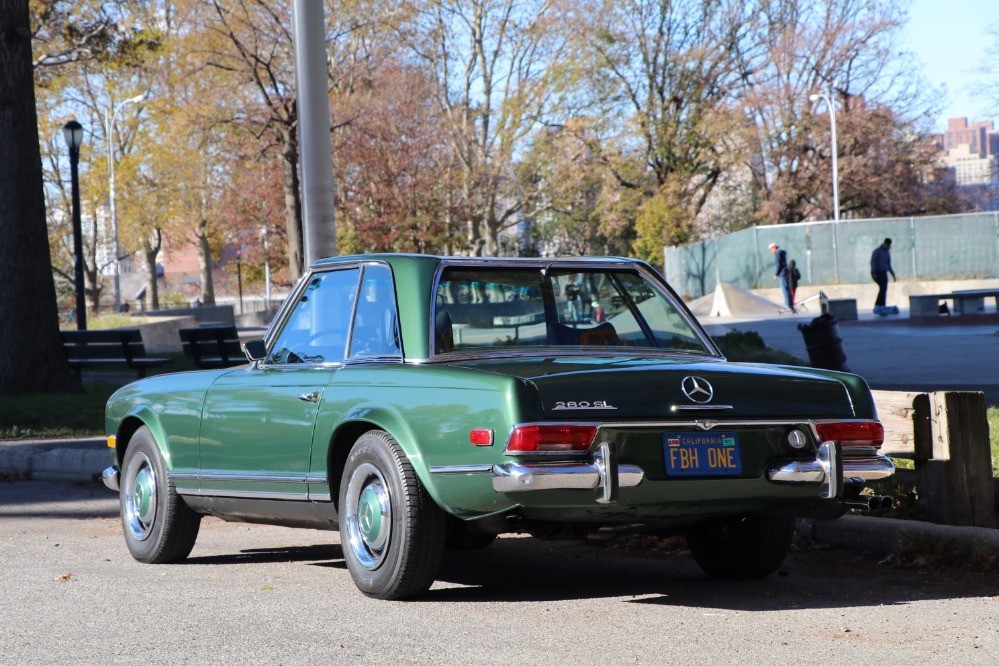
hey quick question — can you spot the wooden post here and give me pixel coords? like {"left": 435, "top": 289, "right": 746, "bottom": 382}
{"left": 914, "top": 392, "right": 996, "bottom": 528}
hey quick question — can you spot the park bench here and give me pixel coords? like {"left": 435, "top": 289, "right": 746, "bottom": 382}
{"left": 179, "top": 325, "right": 245, "bottom": 369}
{"left": 61, "top": 329, "right": 172, "bottom": 380}
{"left": 872, "top": 389, "right": 996, "bottom": 528}
{"left": 909, "top": 289, "right": 999, "bottom": 318}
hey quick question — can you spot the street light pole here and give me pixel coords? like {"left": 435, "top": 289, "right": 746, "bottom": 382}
{"left": 260, "top": 226, "right": 271, "bottom": 307}
{"left": 236, "top": 252, "right": 244, "bottom": 315}
{"left": 810, "top": 85, "right": 840, "bottom": 223}
{"left": 105, "top": 93, "right": 147, "bottom": 312}
{"left": 62, "top": 120, "right": 87, "bottom": 331}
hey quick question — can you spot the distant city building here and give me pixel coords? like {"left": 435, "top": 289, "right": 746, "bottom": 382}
{"left": 933, "top": 117, "right": 999, "bottom": 210}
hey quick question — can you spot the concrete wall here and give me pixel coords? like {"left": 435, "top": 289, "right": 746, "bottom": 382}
{"left": 134, "top": 316, "right": 196, "bottom": 354}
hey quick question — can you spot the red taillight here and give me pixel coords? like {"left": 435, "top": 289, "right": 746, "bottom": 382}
{"left": 814, "top": 420, "right": 884, "bottom": 448}
{"left": 506, "top": 424, "right": 598, "bottom": 453}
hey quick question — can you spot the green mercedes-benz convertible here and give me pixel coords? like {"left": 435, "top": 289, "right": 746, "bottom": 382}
{"left": 102, "top": 254, "right": 893, "bottom": 599}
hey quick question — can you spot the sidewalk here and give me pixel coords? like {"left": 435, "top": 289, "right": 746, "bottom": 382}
{"left": 0, "top": 437, "right": 107, "bottom": 482}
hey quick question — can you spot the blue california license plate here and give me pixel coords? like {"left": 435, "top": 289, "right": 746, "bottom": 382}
{"left": 663, "top": 432, "right": 742, "bottom": 476}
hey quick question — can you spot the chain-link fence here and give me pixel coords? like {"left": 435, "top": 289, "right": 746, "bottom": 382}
{"left": 663, "top": 212, "right": 999, "bottom": 299}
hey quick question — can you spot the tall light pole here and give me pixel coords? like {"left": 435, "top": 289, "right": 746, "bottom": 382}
{"left": 810, "top": 85, "right": 840, "bottom": 223}
{"left": 62, "top": 119, "right": 87, "bottom": 331}
{"left": 260, "top": 226, "right": 271, "bottom": 307}
{"left": 105, "top": 93, "right": 147, "bottom": 312}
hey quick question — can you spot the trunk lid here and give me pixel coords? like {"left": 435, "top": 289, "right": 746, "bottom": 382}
{"left": 444, "top": 356, "right": 855, "bottom": 420}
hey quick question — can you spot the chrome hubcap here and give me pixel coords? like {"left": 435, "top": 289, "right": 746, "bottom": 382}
{"left": 123, "top": 451, "right": 157, "bottom": 541}
{"left": 344, "top": 463, "right": 391, "bottom": 570}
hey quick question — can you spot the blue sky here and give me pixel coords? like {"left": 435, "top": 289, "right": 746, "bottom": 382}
{"left": 904, "top": 0, "right": 998, "bottom": 129}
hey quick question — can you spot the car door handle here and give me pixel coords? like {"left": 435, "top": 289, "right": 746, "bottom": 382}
{"left": 298, "top": 391, "right": 320, "bottom": 403}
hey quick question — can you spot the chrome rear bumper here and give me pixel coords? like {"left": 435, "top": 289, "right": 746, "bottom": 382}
{"left": 492, "top": 442, "right": 644, "bottom": 504}
{"left": 492, "top": 441, "right": 894, "bottom": 504}
{"left": 768, "top": 441, "right": 894, "bottom": 499}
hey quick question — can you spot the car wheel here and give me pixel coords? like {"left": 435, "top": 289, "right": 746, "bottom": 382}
{"left": 120, "top": 426, "right": 201, "bottom": 563}
{"left": 686, "top": 513, "right": 794, "bottom": 579}
{"left": 339, "top": 430, "right": 447, "bottom": 600}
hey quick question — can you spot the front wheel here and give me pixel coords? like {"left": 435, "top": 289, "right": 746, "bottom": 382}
{"left": 339, "top": 430, "right": 447, "bottom": 600}
{"left": 120, "top": 426, "right": 201, "bottom": 563}
{"left": 686, "top": 513, "right": 794, "bottom": 579}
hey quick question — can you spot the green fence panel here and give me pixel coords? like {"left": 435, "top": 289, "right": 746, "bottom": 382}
{"left": 665, "top": 213, "right": 999, "bottom": 299}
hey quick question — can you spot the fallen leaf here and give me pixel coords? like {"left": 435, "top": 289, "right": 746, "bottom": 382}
{"left": 54, "top": 573, "right": 72, "bottom": 581}
{"left": 840, "top": 627, "right": 851, "bottom": 633}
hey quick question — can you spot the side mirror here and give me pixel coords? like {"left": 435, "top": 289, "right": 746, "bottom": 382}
{"left": 242, "top": 339, "right": 267, "bottom": 362}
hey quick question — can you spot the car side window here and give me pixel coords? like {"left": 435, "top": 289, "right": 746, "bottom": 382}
{"left": 348, "top": 264, "right": 402, "bottom": 359}
{"left": 266, "top": 268, "right": 360, "bottom": 365}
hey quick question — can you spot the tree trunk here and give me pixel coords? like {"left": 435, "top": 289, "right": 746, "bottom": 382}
{"left": 0, "top": 0, "right": 81, "bottom": 394}
{"left": 84, "top": 204, "right": 102, "bottom": 311}
{"left": 0, "top": 0, "right": 80, "bottom": 395}
{"left": 196, "top": 221, "right": 215, "bottom": 306}
{"left": 278, "top": 124, "right": 303, "bottom": 282}
{"left": 143, "top": 229, "right": 161, "bottom": 311}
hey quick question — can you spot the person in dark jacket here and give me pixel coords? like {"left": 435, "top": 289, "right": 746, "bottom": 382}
{"left": 870, "top": 238, "right": 896, "bottom": 314}
{"left": 769, "top": 243, "right": 794, "bottom": 312}
{"left": 788, "top": 259, "right": 801, "bottom": 308}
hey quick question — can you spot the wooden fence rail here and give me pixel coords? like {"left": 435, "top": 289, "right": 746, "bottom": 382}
{"left": 871, "top": 390, "right": 996, "bottom": 528}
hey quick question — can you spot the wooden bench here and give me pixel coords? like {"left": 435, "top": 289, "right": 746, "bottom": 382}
{"left": 909, "top": 289, "right": 999, "bottom": 318}
{"left": 179, "top": 325, "right": 245, "bottom": 369}
{"left": 61, "top": 329, "right": 172, "bottom": 380}
{"left": 872, "top": 389, "right": 996, "bottom": 528}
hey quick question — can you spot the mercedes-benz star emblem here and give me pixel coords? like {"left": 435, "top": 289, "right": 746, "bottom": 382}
{"left": 681, "top": 376, "right": 714, "bottom": 404}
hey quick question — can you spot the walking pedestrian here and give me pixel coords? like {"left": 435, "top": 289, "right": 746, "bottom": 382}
{"left": 769, "top": 243, "right": 794, "bottom": 312}
{"left": 870, "top": 238, "right": 896, "bottom": 315}
{"left": 788, "top": 259, "right": 801, "bottom": 309}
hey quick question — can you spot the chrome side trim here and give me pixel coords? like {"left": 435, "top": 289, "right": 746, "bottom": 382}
{"left": 430, "top": 465, "right": 494, "bottom": 475}
{"left": 492, "top": 461, "right": 644, "bottom": 493}
{"left": 102, "top": 466, "right": 120, "bottom": 492}
{"left": 305, "top": 473, "right": 328, "bottom": 484}
{"left": 195, "top": 473, "right": 309, "bottom": 484}
{"left": 177, "top": 488, "right": 310, "bottom": 501}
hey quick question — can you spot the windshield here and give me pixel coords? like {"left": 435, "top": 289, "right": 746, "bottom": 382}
{"left": 433, "top": 266, "right": 711, "bottom": 355}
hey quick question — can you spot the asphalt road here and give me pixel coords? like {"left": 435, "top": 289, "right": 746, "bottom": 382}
{"left": 2, "top": 481, "right": 998, "bottom": 664}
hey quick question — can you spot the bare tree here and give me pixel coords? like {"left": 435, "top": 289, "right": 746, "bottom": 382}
{"left": 739, "top": 0, "right": 946, "bottom": 224}
{"left": 402, "top": 0, "right": 567, "bottom": 256}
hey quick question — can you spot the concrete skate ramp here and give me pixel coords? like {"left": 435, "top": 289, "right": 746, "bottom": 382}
{"left": 704, "top": 282, "right": 782, "bottom": 317}
{"left": 685, "top": 291, "right": 715, "bottom": 317}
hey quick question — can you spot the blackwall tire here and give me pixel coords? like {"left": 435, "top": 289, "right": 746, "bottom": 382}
{"left": 120, "top": 426, "right": 201, "bottom": 563}
{"left": 339, "top": 430, "right": 446, "bottom": 600}
{"left": 686, "top": 513, "right": 794, "bottom": 580}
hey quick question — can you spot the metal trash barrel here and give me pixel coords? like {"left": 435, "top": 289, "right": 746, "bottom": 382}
{"left": 797, "top": 313, "right": 850, "bottom": 372}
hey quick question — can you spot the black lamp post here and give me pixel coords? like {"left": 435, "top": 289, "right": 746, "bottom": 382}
{"left": 62, "top": 119, "right": 87, "bottom": 331}
{"left": 236, "top": 251, "right": 244, "bottom": 315}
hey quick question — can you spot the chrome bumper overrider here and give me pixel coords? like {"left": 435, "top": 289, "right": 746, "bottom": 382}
{"left": 102, "top": 466, "right": 120, "bottom": 492}
{"left": 768, "top": 442, "right": 894, "bottom": 499}
{"left": 492, "top": 442, "right": 644, "bottom": 504}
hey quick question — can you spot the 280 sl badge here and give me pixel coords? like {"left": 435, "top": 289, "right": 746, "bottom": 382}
{"left": 552, "top": 400, "right": 618, "bottom": 410}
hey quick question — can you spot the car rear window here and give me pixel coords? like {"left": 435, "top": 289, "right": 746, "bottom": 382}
{"left": 433, "top": 267, "right": 710, "bottom": 355}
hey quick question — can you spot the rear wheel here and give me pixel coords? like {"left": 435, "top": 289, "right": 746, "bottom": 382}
{"left": 120, "top": 426, "right": 201, "bottom": 563}
{"left": 686, "top": 513, "right": 794, "bottom": 579}
{"left": 339, "top": 430, "right": 447, "bottom": 599}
